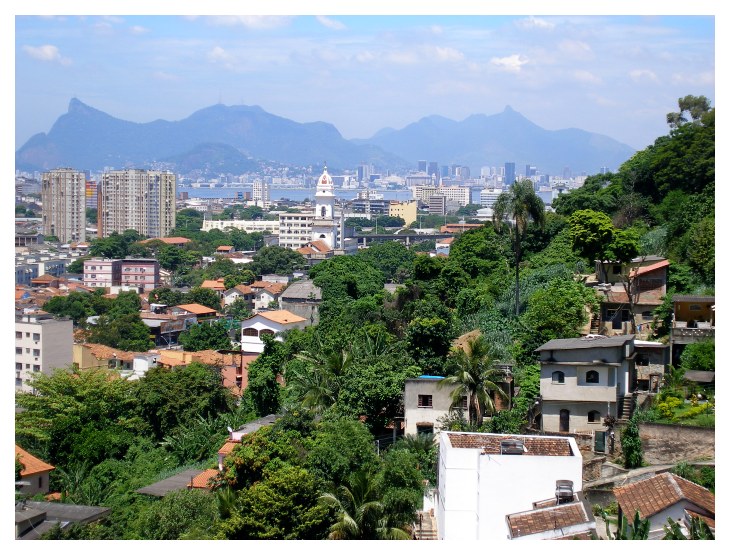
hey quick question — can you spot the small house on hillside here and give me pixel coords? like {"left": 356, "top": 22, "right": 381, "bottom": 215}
{"left": 240, "top": 310, "right": 307, "bottom": 353}
{"left": 15, "top": 445, "right": 54, "bottom": 496}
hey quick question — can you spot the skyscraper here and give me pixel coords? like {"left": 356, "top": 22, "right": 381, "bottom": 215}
{"left": 418, "top": 160, "right": 428, "bottom": 173}
{"left": 252, "top": 179, "right": 271, "bottom": 209}
{"left": 427, "top": 161, "right": 439, "bottom": 180}
{"left": 41, "top": 168, "right": 86, "bottom": 243}
{"left": 98, "top": 169, "right": 176, "bottom": 238}
{"left": 504, "top": 162, "right": 516, "bottom": 188}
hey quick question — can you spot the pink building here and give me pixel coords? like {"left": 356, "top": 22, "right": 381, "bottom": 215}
{"left": 83, "top": 258, "right": 122, "bottom": 289}
{"left": 120, "top": 259, "right": 160, "bottom": 292}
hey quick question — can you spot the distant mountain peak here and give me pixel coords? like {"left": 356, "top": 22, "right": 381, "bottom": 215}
{"left": 503, "top": 105, "right": 515, "bottom": 113}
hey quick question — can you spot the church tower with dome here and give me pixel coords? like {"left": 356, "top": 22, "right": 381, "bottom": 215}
{"left": 310, "top": 164, "right": 339, "bottom": 249}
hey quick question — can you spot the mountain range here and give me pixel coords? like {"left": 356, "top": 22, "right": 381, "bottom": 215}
{"left": 16, "top": 99, "right": 635, "bottom": 176}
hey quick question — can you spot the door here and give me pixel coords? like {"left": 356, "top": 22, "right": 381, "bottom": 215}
{"left": 559, "top": 409, "right": 570, "bottom": 432}
{"left": 594, "top": 430, "right": 606, "bottom": 453}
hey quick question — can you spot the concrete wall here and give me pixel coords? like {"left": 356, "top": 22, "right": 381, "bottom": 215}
{"left": 404, "top": 378, "right": 456, "bottom": 436}
{"left": 542, "top": 401, "right": 615, "bottom": 434}
{"left": 638, "top": 423, "right": 715, "bottom": 465}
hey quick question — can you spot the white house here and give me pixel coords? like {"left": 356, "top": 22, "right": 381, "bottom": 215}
{"left": 240, "top": 310, "right": 307, "bottom": 353}
{"left": 436, "top": 431, "right": 586, "bottom": 540}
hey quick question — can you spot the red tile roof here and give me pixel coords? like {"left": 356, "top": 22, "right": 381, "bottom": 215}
{"left": 445, "top": 433, "right": 574, "bottom": 457}
{"left": 81, "top": 343, "right": 137, "bottom": 362}
{"left": 216, "top": 245, "right": 234, "bottom": 252}
{"left": 141, "top": 237, "right": 191, "bottom": 245}
{"left": 218, "top": 441, "right": 240, "bottom": 456}
{"left": 630, "top": 259, "right": 670, "bottom": 278}
{"left": 613, "top": 473, "right": 715, "bottom": 520}
{"left": 508, "top": 502, "right": 592, "bottom": 538}
{"left": 255, "top": 310, "right": 306, "bottom": 325}
{"left": 15, "top": 445, "right": 55, "bottom": 476}
{"left": 189, "top": 468, "right": 220, "bottom": 489}
{"left": 174, "top": 303, "right": 218, "bottom": 315}
{"left": 200, "top": 279, "right": 227, "bottom": 290}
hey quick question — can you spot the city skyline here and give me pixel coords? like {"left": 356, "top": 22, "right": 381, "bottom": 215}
{"left": 14, "top": 7, "right": 715, "bottom": 153}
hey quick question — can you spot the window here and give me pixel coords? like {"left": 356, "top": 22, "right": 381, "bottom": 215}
{"left": 689, "top": 304, "right": 701, "bottom": 311}
{"left": 552, "top": 371, "right": 565, "bottom": 384}
{"left": 586, "top": 370, "right": 599, "bottom": 384}
{"left": 259, "top": 329, "right": 275, "bottom": 337}
{"left": 33, "top": 349, "right": 40, "bottom": 357}
{"left": 32, "top": 333, "right": 40, "bottom": 341}
{"left": 460, "top": 396, "right": 468, "bottom": 410}
{"left": 588, "top": 410, "right": 601, "bottom": 423}
{"left": 416, "top": 424, "right": 434, "bottom": 435}
{"left": 15, "top": 331, "right": 21, "bottom": 339}
{"left": 418, "top": 394, "right": 433, "bottom": 408}
{"left": 612, "top": 265, "right": 622, "bottom": 275}
{"left": 33, "top": 365, "right": 40, "bottom": 371}
{"left": 242, "top": 328, "right": 258, "bottom": 337}
{"left": 15, "top": 347, "right": 22, "bottom": 355}
{"left": 16, "top": 363, "right": 22, "bottom": 371}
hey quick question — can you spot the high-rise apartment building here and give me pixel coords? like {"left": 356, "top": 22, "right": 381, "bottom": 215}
{"left": 504, "top": 162, "right": 516, "bottom": 189}
{"left": 252, "top": 179, "right": 271, "bottom": 209}
{"left": 98, "top": 170, "right": 176, "bottom": 238}
{"left": 15, "top": 313, "right": 73, "bottom": 392}
{"left": 41, "top": 168, "right": 87, "bottom": 243}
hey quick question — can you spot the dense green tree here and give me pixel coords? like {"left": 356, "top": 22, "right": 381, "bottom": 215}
{"left": 135, "top": 361, "right": 233, "bottom": 439}
{"left": 216, "top": 464, "right": 333, "bottom": 539}
{"left": 405, "top": 316, "right": 453, "bottom": 375}
{"left": 224, "top": 297, "right": 252, "bottom": 321}
{"left": 440, "top": 335, "right": 506, "bottom": 427}
{"left": 147, "top": 287, "right": 185, "bottom": 307}
{"left": 666, "top": 94, "right": 712, "bottom": 129}
{"left": 184, "top": 286, "right": 222, "bottom": 310}
{"left": 311, "top": 255, "right": 385, "bottom": 301}
{"left": 493, "top": 179, "right": 546, "bottom": 316}
{"left": 65, "top": 256, "right": 89, "bottom": 274}
{"left": 43, "top": 291, "right": 110, "bottom": 326}
{"left": 446, "top": 225, "right": 507, "bottom": 279}
{"left": 621, "top": 417, "right": 644, "bottom": 469}
{"left": 89, "top": 230, "right": 143, "bottom": 258}
{"left": 412, "top": 254, "right": 444, "bottom": 281}
{"left": 173, "top": 208, "right": 204, "bottom": 233}
{"left": 357, "top": 241, "right": 415, "bottom": 283}
{"left": 135, "top": 489, "right": 217, "bottom": 540}
{"left": 319, "top": 470, "right": 411, "bottom": 540}
{"left": 552, "top": 174, "right": 617, "bottom": 217}
{"left": 289, "top": 345, "right": 352, "bottom": 413}
{"left": 243, "top": 335, "right": 285, "bottom": 417}
{"left": 178, "top": 320, "right": 232, "bottom": 352}
{"left": 377, "top": 448, "right": 424, "bottom": 527}
{"left": 15, "top": 368, "right": 145, "bottom": 465}
{"left": 248, "top": 245, "right": 306, "bottom": 276}
{"left": 568, "top": 209, "right": 615, "bottom": 268}
{"left": 87, "top": 313, "right": 154, "bottom": 352}
{"left": 678, "top": 339, "right": 714, "bottom": 372}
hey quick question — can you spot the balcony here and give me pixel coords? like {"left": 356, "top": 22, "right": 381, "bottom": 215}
{"left": 671, "top": 321, "right": 714, "bottom": 343}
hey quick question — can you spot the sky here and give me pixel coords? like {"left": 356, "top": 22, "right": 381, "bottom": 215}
{"left": 13, "top": 5, "right": 717, "bottom": 153}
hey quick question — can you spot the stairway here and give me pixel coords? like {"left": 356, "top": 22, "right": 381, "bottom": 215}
{"left": 413, "top": 511, "right": 439, "bottom": 540}
{"left": 617, "top": 394, "right": 635, "bottom": 423}
{"left": 590, "top": 317, "right": 601, "bottom": 335}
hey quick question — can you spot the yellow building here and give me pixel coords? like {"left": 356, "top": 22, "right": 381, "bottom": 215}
{"left": 388, "top": 200, "right": 418, "bottom": 226}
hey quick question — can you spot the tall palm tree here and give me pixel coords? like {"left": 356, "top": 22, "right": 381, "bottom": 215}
{"left": 288, "top": 344, "right": 352, "bottom": 412}
{"left": 492, "top": 179, "right": 545, "bottom": 316}
{"left": 319, "top": 470, "right": 411, "bottom": 540}
{"left": 439, "top": 335, "right": 506, "bottom": 428}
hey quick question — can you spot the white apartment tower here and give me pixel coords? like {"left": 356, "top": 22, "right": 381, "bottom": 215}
{"left": 98, "top": 169, "right": 176, "bottom": 238}
{"left": 41, "top": 168, "right": 87, "bottom": 243}
{"left": 252, "top": 179, "right": 271, "bottom": 209}
{"left": 15, "top": 313, "right": 73, "bottom": 392}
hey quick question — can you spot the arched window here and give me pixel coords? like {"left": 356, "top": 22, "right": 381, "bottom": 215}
{"left": 259, "top": 329, "right": 275, "bottom": 337}
{"left": 588, "top": 410, "right": 601, "bottom": 423}
{"left": 552, "top": 371, "right": 565, "bottom": 384}
{"left": 319, "top": 234, "right": 326, "bottom": 239}
{"left": 242, "top": 328, "right": 258, "bottom": 337}
{"left": 586, "top": 370, "right": 599, "bottom": 384}
{"left": 559, "top": 409, "right": 570, "bottom": 432}
{"left": 321, "top": 206, "right": 327, "bottom": 218}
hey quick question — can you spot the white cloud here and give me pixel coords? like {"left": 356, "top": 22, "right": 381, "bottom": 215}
{"left": 490, "top": 54, "right": 528, "bottom": 73}
{"left": 573, "top": 70, "right": 602, "bottom": 85}
{"left": 558, "top": 40, "right": 593, "bottom": 59}
{"left": 92, "top": 21, "right": 114, "bottom": 34}
{"left": 208, "top": 46, "right": 234, "bottom": 64}
{"left": 516, "top": 16, "right": 554, "bottom": 30}
{"left": 129, "top": 26, "right": 149, "bottom": 35}
{"left": 205, "top": 16, "right": 293, "bottom": 29}
{"left": 22, "top": 44, "right": 71, "bottom": 65}
{"left": 629, "top": 69, "right": 659, "bottom": 83}
{"left": 316, "top": 16, "right": 345, "bottom": 31}
{"left": 385, "top": 51, "right": 419, "bottom": 65}
{"left": 433, "top": 46, "right": 464, "bottom": 62}
{"left": 355, "top": 51, "right": 376, "bottom": 64}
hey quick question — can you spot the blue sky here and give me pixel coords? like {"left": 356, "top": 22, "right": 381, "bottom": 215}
{"left": 14, "top": 8, "right": 716, "bottom": 152}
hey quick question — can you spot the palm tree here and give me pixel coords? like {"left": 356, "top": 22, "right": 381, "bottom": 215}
{"left": 288, "top": 344, "right": 352, "bottom": 412}
{"left": 492, "top": 179, "right": 545, "bottom": 316}
{"left": 319, "top": 470, "right": 411, "bottom": 540}
{"left": 439, "top": 335, "right": 506, "bottom": 428}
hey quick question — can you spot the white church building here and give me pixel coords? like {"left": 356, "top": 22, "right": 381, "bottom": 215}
{"left": 278, "top": 166, "right": 345, "bottom": 251}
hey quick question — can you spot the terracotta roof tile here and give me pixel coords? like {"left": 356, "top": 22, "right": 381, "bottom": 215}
{"left": 256, "top": 310, "right": 306, "bottom": 325}
{"left": 508, "top": 502, "right": 591, "bottom": 538}
{"left": 308, "top": 240, "right": 332, "bottom": 253}
{"left": 141, "top": 237, "right": 191, "bottom": 245}
{"left": 200, "top": 279, "right": 226, "bottom": 290}
{"left": 613, "top": 473, "right": 715, "bottom": 520}
{"left": 189, "top": 469, "right": 220, "bottom": 489}
{"left": 263, "top": 283, "right": 287, "bottom": 295}
{"left": 232, "top": 284, "right": 253, "bottom": 295}
{"left": 685, "top": 509, "right": 715, "bottom": 529}
{"left": 630, "top": 259, "right": 669, "bottom": 278}
{"left": 249, "top": 280, "right": 273, "bottom": 289}
{"left": 82, "top": 343, "right": 137, "bottom": 362}
{"left": 174, "top": 303, "right": 219, "bottom": 315}
{"left": 15, "top": 445, "right": 55, "bottom": 476}
{"left": 218, "top": 441, "right": 240, "bottom": 456}
{"left": 445, "top": 432, "right": 573, "bottom": 457}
